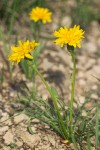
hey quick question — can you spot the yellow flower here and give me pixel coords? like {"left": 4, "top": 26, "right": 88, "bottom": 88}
{"left": 54, "top": 25, "right": 85, "bottom": 48}
{"left": 29, "top": 7, "right": 52, "bottom": 24}
{"left": 8, "top": 40, "right": 39, "bottom": 64}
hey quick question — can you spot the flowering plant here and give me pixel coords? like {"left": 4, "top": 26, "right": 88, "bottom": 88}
{"left": 8, "top": 20, "right": 99, "bottom": 149}
{"left": 29, "top": 7, "right": 52, "bottom": 24}
{"left": 8, "top": 40, "right": 39, "bottom": 64}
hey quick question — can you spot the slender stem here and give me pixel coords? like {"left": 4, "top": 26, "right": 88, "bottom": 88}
{"left": 69, "top": 51, "right": 76, "bottom": 127}
{"left": 36, "top": 22, "right": 41, "bottom": 41}
{"left": 33, "top": 65, "right": 68, "bottom": 139}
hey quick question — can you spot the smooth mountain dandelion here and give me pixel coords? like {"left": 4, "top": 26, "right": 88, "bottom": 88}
{"left": 29, "top": 7, "right": 52, "bottom": 24}
{"left": 54, "top": 25, "right": 84, "bottom": 48}
{"left": 54, "top": 25, "right": 85, "bottom": 135}
{"left": 8, "top": 40, "right": 39, "bottom": 64}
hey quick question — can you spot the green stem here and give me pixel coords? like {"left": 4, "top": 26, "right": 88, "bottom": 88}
{"left": 33, "top": 65, "right": 68, "bottom": 139}
{"left": 31, "top": 21, "right": 41, "bottom": 40}
{"left": 69, "top": 51, "right": 76, "bottom": 128}
{"left": 36, "top": 22, "right": 41, "bottom": 41}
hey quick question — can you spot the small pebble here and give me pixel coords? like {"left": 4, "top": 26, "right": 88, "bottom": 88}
{"left": 91, "top": 94, "right": 98, "bottom": 99}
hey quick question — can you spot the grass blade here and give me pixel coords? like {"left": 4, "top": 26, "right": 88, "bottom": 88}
{"left": 95, "top": 106, "right": 99, "bottom": 149}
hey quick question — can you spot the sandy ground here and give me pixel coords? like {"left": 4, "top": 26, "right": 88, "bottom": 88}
{"left": 0, "top": 0, "right": 100, "bottom": 149}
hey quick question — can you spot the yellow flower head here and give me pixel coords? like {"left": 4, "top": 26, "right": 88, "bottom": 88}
{"left": 54, "top": 25, "right": 85, "bottom": 48}
{"left": 8, "top": 40, "right": 39, "bottom": 64}
{"left": 29, "top": 7, "right": 52, "bottom": 24}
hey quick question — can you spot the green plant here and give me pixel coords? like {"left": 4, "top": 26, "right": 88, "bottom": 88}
{"left": 71, "top": 0, "right": 100, "bottom": 29}
{"left": 8, "top": 143, "right": 17, "bottom": 148}
{"left": 0, "top": 0, "right": 46, "bottom": 24}
{"left": 20, "top": 6, "right": 52, "bottom": 80}
{"left": 0, "top": 0, "right": 51, "bottom": 82}
{"left": 19, "top": 86, "right": 100, "bottom": 149}
{"left": 20, "top": 45, "right": 41, "bottom": 79}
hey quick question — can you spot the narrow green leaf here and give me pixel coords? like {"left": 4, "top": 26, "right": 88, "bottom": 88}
{"left": 87, "top": 133, "right": 91, "bottom": 150}
{"left": 95, "top": 106, "right": 99, "bottom": 149}
{"left": 27, "top": 126, "right": 36, "bottom": 135}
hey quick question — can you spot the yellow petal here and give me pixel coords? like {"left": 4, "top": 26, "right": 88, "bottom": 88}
{"left": 25, "top": 53, "right": 33, "bottom": 59}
